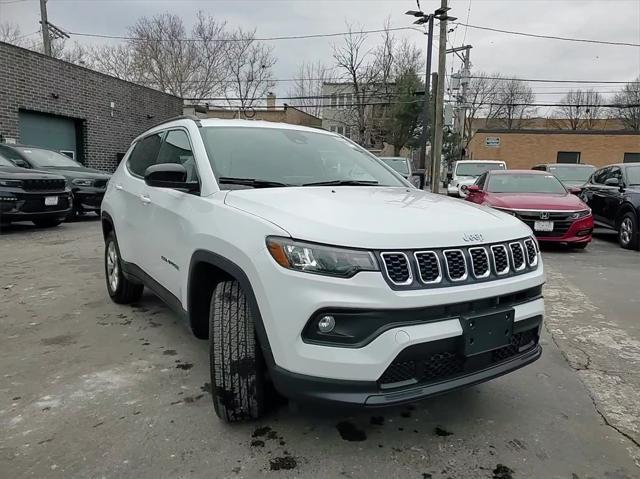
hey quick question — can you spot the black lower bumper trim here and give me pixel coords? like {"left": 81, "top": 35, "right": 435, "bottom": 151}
{"left": 270, "top": 345, "right": 542, "bottom": 407}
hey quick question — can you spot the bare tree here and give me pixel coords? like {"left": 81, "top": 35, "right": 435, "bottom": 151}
{"left": 287, "top": 61, "right": 334, "bottom": 117}
{"left": 128, "top": 12, "right": 229, "bottom": 99}
{"left": 332, "top": 25, "right": 384, "bottom": 146}
{"left": 86, "top": 44, "right": 139, "bottom": 81}
{"left": 0, "top": 22, "right": 24, "bottom": 45}
{"left": 462, "top": 72, "right": 501, "bottom": 145}
{"left": 224, "top": 28, "right": 276, "bottom": 110}
{"left": 489, "top": 78, "right": 536, "bottom": 129}
{"left": 555, "top": 89, "right": 603, "bottom": 130}
{"left": 611, "top": 77, "right": 640, "bottom": 131}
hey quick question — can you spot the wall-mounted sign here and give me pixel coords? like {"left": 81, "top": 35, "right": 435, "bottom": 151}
{"left": 485, "top": 136, "right": 500, "bottom": 147}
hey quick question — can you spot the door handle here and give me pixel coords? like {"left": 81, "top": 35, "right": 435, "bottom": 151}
{"left": 115, "top": 184, "right": 123, "bottom": 191}
{"left": 139, "top": 194, "right": 151, "bottom": 205}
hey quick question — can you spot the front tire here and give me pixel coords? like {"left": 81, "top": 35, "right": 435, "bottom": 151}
{"left": 104, "top": 232, "right": 143, "bottom": 303}
{"left": 618, "top": 212, "right": 639, "bottom": 250}
{"left": 32, "top": 218, "right": 62, "bottom": 228}
{"left": 209, "top": 280, "right": 265, "bottom": 422}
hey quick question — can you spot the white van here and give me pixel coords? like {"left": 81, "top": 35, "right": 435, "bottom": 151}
{"left": 447, "top": 160, "right": 507, "bottom": 197}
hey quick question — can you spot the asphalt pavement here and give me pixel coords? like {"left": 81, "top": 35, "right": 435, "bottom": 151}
{"left": 0, "top": 220, "right": 638, "bottom": 478}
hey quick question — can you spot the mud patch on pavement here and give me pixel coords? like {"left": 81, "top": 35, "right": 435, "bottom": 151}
{"left": 336, "top": 421, "right": 366, "bottom": 441}
{"left": 250, "top": 439, "right": 265, "bottom": 447}
{"left": 41, "top": 334, "right": 77, "bottom": 346}
{"left": 492, "top": 463, "right": 514, "bottom": 479}
{"left": 201, "top": 382, "right": 212, "bottom": 394}
{"left": 176, "top": 362, "right": 193, "bottom": 370}
{"left": 434, "top": 426, "right": 453, "bottom": 437}
{"left": 163, "top": 349, "right": 177, "bottom": 356}
{"left": 269, "top": 456, "right": 296, "bottom": 471}
{"left": 252, "top": 426, "right": 273, "bottom": 438}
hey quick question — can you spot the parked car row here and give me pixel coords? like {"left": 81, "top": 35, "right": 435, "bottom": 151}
{"left": 456, "top": 159, "right": 639, "bottom": 251}
{"left": 0, "top": 144, "right": 110, "bottom": 228}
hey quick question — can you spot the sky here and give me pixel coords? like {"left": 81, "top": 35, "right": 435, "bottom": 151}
{"left": 1, "top": 0, "right": 639, "bottom": 112}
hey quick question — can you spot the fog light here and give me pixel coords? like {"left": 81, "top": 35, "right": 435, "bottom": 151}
{"left": 318, "top": 315, "right": 335, "bottom": 333}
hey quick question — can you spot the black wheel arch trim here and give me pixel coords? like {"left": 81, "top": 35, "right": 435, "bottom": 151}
{"left": 188, "top": 249, "right": 275, "bottom": 366}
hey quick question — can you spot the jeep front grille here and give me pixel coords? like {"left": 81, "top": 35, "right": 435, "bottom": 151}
{"left": 379, "top": 237, "right": 537, "bottom": 290}
{"left": 380, "top": 252, "right": 412, "bottom": 285}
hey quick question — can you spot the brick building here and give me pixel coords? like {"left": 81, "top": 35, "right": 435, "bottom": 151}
{"left": 468, "top": 129, "right": 640, "bottom": 169}
{"left": 184, "top": 93, "right": 321, "bottom": 128}
{"left": 0, "top": 42, "right": 183, "bottom": 172}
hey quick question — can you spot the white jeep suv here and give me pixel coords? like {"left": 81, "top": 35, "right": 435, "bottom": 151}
{"left": 101, "top": 117, "right": 545, "bottom": 422}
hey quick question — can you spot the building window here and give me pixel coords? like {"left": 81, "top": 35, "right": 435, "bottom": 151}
{"left": 557, "top": 151, "right": 580, "bottom": 164}
{"left": 344, "top": 127, "right": 351, "bottom": 138}
{"left": 330, "top": 94, "right": 337, "bottom": 108}
{"left": 336, "top": 126, "right": 344, "bottom": 135}
{"left": 623, "top": 152, "right": 640, "bottom": 163}
{"left": 329, "top": 126, "right": 337, "bottom": 133}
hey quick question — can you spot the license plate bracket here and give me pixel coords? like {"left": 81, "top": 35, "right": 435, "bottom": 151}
{"left": 534, "top": 220, "right": 554, "bottom": 232}
{"left": 44, "top": 196, "right": 58, "bottom": 206}
{"left": 461, "top": 309, "right": 514, "bottom": 356}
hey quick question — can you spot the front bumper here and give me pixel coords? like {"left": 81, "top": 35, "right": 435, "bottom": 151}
{"left": 529, "top": 216, "right": 593, "bottom": 244}
{"left": 72, "top": 187, "right": 106, "bottom": 212}
{"left": 251, "top": 247, "right": 545, "bottom": 383}
{"left": 0, "top": 191, "right": 72, "bottom": 221}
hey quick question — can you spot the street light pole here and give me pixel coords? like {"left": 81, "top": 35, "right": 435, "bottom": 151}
{"left": 419, "top": 16, "right": 434, "bottom": 174}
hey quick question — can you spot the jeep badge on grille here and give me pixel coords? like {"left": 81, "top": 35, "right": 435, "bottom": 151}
{"left": 463, "top": 233, "right": 484, "bottom": 242}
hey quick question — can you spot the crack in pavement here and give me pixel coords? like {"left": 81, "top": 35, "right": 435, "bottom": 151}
{"left": 543, "top": 268, "right": 640, "bottom": 466}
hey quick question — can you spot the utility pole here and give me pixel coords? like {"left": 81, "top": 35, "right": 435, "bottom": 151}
{"left": 431, "top": 0, "right": 453, "bottom": 193}
{"left": 419, "top": 16, "right": 434, "bottom": 173}
{"left": 39, "top": 0, "right": 51, "bottom": 56}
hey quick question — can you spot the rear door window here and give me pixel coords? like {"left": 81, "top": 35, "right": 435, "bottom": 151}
{"left": 127, "top": 133, "right": 164, "bottom": 177}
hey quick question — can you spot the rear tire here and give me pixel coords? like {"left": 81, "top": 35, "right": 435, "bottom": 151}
{"left": 618, "top": 212, "right": 639, "bottom": 250}
{"left": 104, "top": 232, "right": 144, "bottom": 303}
{"left": 209, "top": 280, "right": 265, "bottom": 422}
{"left": 32, "top": 218, "right": 62, "bottom": 228}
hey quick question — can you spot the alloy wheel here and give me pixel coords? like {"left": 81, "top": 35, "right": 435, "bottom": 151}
{"left": 106, "top": 241, "right": 120, "bottom": 292}
{"left": 620, "top": 217, "right": 633, "bottom": 246}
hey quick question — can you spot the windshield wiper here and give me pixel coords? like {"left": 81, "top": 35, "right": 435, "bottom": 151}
{"left": 218, "top": 177, "right": 290, "bottom": 188}
{"left": 302, "top": 179, "right": 380, "bottom": 187}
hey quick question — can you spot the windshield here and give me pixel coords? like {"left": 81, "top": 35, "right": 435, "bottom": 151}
{"left": 456, "top": 162, "right": 505, "bottom": 177}
{"left": 199, "top": 127, "right": 406, "bottom": 188}
{"left": 488, "top": 173, "right": 567, "bottom": 194}
{"left": 380, "top": 157, "right": 410, "bottom": 175}
{"left": 14, "top": 147, "right": 81, "bottom": 168}
{"left": 627, "top": 166, "right": 640, "bottom": 186}
{"left": 547, "top": 165, "right": 595, "bottom": 182}
{"left": 0, "top": 156, "right": 15, "bottom": 167}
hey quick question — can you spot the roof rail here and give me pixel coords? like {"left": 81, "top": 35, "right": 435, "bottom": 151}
{"left": 148, "top": 115, "right": 202, "bottom": 130}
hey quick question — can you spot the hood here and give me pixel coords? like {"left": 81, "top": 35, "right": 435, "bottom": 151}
{"left": 0, "top": 166, "right": 67, "bottom": 181}
{"left": 224, "top": 186, "right": 531, "bottom": 249}
{"left": 37, "top": 166, "right": 111, "bottom": 180}
{"left": 487, "top": 192, "right": 588, "bottom": 211}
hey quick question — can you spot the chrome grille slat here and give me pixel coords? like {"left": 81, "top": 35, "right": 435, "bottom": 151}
{"left": 509, "top": 242, "right": 525, "bottom": 271}
{"left": 380, "top": 252, "right": 412, "bottom": 285}
{"left": 443, "top": 249, "right": 467, "bottom": 282}
{"left": 414, "top": 251, "right": 442, "bottom": 284}
{"left": 491, "top": 245, "right": 510, "bottom": 275}
{"left": 469, "top": 247, "right": 490, "bottom": 279}
{"left": 524, "top": 238, "right": 538, "bottom": 266}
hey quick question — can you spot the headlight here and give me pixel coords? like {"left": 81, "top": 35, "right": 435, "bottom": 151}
{"left": 0, "top": 178, "right": 23, "bottom": 187}
{"left": 570, "top": 210, "right": 591, "bottom": 219}
{"left": 266, "top": 237, "right": 379, "bottom": 278}
{"left": 72, "top": 178, "right": 94, "bottom": 186}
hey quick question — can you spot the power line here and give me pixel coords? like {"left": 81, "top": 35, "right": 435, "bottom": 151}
{"left": 65, "top": 26, "right": 422, "bottom": 43}
{"left": 468, "top": 76, "right": 638, "bottom": 84}
{"left": 453, "top": 22, "right": 640, "bottom": 48}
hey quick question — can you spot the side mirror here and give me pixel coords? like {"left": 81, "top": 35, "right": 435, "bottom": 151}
{"left": 144, "top": 163, "right": 198, "bottom": 192}
{"left": 466, "top": 185, "right": 480, "bottom": 194}
{"left": 604, "top": 177, "right": 620, "bottom": 187}
{"left": 568, "top": 186, "right": 582, "bottom": 195}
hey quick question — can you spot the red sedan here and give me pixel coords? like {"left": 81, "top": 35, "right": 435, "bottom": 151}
{"left": 464, "top": 170, "right": 594, "bottom": 248}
